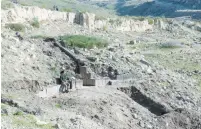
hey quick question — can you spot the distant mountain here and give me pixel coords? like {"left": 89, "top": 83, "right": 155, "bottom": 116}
{"left": 89, "top": 0, "right": 201, "bottom": 19}
{"left": 162, "top": 0, "right": 201, "bottom": 9}
{"left": 7, "top": 0, "right": 201, "bottom": 19}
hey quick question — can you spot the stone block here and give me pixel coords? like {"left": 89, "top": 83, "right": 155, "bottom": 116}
{"left": 80, "top": 66, "right": 87, "bottom": 77}
{"left": 83, "top": 79, "right": 95, "bottom": 86}
{"left": 83, "top": 73, "right": 91, "bottom": 79}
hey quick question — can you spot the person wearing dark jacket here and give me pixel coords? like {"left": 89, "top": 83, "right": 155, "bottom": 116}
{"left": 59, "top": 70, "right": 69, "bottom": 93}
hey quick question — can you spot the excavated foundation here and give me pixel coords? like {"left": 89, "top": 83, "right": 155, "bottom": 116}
{"left": 118, "top": 86, "right": 170, "bottom": 116}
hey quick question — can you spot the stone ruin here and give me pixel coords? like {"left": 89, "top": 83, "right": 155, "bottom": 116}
{"left": 1, "top": 6, "right": 153, "bottom": 32}
{"left": 80, "top": 66, "right": 96, "bottom": 86}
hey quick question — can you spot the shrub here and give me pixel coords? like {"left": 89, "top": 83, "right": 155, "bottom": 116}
{"left": 62, "top": 8, "right": 72, "bottom": 12}
{"left": 103, "top": 25, "right": 107, "bottom": 31}
{"left": 109, "top": 19, "right": 115, "bottom": 24}
{"left": 55, "top": 104, "right": 61, "bottom": 108}
{"left": 79, "top": 10, "right": 87, "bottom": 13}
{"left": 13, "top": 111, "right": 23, "bottom": 116}
{"left": 1, "top": 0, "right": 14, "bottom": 9}
{"left": 20, "top": 2, "right": 28, "bottom": 6}
{"left": 60, "top": 35, "right": 108, "bottom": 49}
{"left": 95, "top": 15, "right": 106, "bottom": 20}
{"left": 12, "top": 114, "right": 54, "bottom": 129}
{"left": 148, "top": 19, "right": 154, "bottom": 25}
{"left": 41, "top": 4, "right": 46, "bottom": 9}
{"left": 138, "top": 17, "right": 145, "bottom": 21}
{"left": 6, "top": 23, "right": 25, "bottom": 32}
{"left": 31, "top": 18, "right": 40, "bottom": 28}
{"left": 160, "top": 41, "right": 182, "bottom": 49}
{"left": 131, "top": 16, "right": 145, "bottom": 21}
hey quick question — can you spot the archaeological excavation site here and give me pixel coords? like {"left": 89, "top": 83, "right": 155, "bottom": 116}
{"left": 1, "top": 0, "right": 201, "bottom": 129}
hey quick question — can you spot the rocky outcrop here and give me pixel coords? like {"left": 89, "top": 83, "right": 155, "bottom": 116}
{"left": 95, "top": 18, "right": 153, "bottom": 32}
{"left": 2, "top": 6, "right": 68, "bottom": 23}
{"left": 154, "top": 19, "right": 168, "bottom": 30}
{"left": 1, "top": 5, "right": 153, "bottom": 32}
{"left": 1, "top": 5, "right": 95, "bottom": 29}
{"left": 74, "top": 12, "right": 95, "bottom": 30}
{"left": 67, "top": 12, "right": 76, "bottom": 24}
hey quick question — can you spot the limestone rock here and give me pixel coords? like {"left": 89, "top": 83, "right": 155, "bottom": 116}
{"left": 95, "top": 18, "right": 153, "bottom": 32}
{"left": 87, "top": 56, "right": 97, "bottom": 62}
{"left": 138, "top": 121, "right": 145, "bottom": 128}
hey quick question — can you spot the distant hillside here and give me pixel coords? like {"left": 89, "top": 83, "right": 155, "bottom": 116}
{"left": 162, "top": 0, "right": 201, "bottom": 9}
{"left": 2, "top": 0, "right": 201, "bottom": 19}
{"left": 89, "top": 0, "right": 201, "bottom": 19}
{"left": 1, "top": 0, "right": 115, "bottom": 18}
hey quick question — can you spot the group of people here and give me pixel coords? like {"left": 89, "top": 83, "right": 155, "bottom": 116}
{"left": 59, "top": 65, "right": 118, "bottom": 93}
{"left": 102, "top": 66, "right": 118, "bottom": 80}
{"left": 53, "top": 5, "right": 59, "bottom": 11}
{"left": 59, "top": 70, "right": 73, "bottom": 93}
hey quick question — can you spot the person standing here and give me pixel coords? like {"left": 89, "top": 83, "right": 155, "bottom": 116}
{"left": 59, "top": 70, "right": 69, "bottom": 93}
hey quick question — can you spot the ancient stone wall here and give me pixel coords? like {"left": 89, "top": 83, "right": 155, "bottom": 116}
{"left": 1, "top": 5, "right": 153, "bottom": 32}
{"left": 1, "top": 6, "right": 68, "bottom": 23}
{"left": 94, "top": 18, "right": 153, "bottom": 32}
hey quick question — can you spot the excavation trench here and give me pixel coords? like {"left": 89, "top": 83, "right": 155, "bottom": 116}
{"left": 118, "top": 86, "right": 170, "bottom": 116}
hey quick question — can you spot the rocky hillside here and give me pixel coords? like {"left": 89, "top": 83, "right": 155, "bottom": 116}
{"left": 1, "top": 3, "right": 201, "bottom": 129}
{"left": 3, "top": 0, "right": 201, "bottom": 19}
{"left": 90, "top": 0, "right": 201, "bottom": 19}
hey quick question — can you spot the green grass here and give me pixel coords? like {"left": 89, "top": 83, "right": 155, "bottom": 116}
{"left": 50, "top": 62, "right": 60, "bottom": 77}
{"left": 1, "top": 104, "right": 9, "bottom": 116}
{"left": 198, "top": 80, "right": 201, "bottom": 89}
{"left": 13, "top": 111, "right": 24, "bottom": 116}
{"left": 145, "top": 50, "right": 201, "bottom": 91}
{"left": 131, "top": 16, "right": 145, "bottom": 21}
{"left": 62, "top": 8, "right": 72, "bottom": 12}
{"left": 55, "top": 104, "right": 62, "bottom": 108}
{"left": 5, "top": 23, "right": 25, "bottom": 32}
{"left": 31, "top": 18, "right": 40, "bottom": 28}
{"left": 60, "top": 35, "right": 108, "bottom": 49}
{"left": 1, "top": 103, "right": 10, "bottom": 116}
{"left": 1, "top": 0, "right": 14, "bottom": 9}
{"left": 145, "top": 53, "right": 201, "bottom": 71}
{"left": 129, "top": 16, "right": 166, "bottom": 23}
{"left": 103, "top": 25, "right": 108, "bottom": 31}
{"left": 1, "top": 103, "right": 7, "bottom": 109}
{"left": 7, "top": 95, "right": 15, "bottom": 99}
{"left": 95, "top": 15, "right": 107, "bottom": 20}
{"left": 148, "top": 19, "right": 154, "bottom": 25}
{"left": 12, "top": 114, "right": 54, "bottom": 129}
